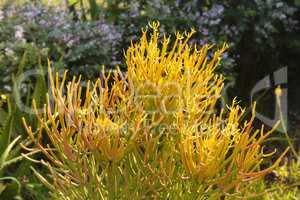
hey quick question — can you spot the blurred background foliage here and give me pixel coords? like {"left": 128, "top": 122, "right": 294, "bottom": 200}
{"left": 0, "top": 0, "right": 299, "bottom": 199}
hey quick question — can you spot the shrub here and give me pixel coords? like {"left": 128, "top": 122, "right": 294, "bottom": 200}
{"left": 0, "top": 1, "right": 122, "bottom": 94}
{"left": 0, "top": 93, "right": 49, "bottom": 199}
{"left": 23, "top": 22, "right": 288, "bottom": 199}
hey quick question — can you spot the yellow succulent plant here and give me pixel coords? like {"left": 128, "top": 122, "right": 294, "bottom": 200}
{"left": 23, "top": 22, "right": 288, "bottom": 199}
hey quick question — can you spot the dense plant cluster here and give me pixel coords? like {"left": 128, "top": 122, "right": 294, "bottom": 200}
{"left": 23, "top": 23, "right": 288, "bottom": 199}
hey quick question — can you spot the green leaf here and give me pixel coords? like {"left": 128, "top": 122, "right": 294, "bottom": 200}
{"left": 32, "top": 74, "right": 46, "bottom": 108}
{"left": 0, "top": 136, "right": 21, "bottom": 172}
{"left": 0, "top": 108, "right": 8, "bottom": 128}
{"left": 0, "top": 116, "right": 13, "bottom": 157}
{"left": 31, "top": 57, "right": 47, "bottom": 109}
{"left": 88, "top": 0, "right": 100, "bottom": 20}
{"left": 17, "top": 51, "right": 27, "bottom": 76}
{"left": 69, "top": 0, "right": 79, "bottom": 6}
{"left": 0, "top": 177, "right": 21, "bottom": 200}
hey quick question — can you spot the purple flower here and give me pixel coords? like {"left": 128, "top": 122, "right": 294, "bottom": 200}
{"left": 201, "top": 28, "right": 209, "bottom": 36}
{"left": 209, "top": 4, "right": 224, "bottom": 18}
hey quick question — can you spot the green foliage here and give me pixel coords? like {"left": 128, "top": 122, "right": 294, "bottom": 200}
{"left": 255, "top": 159, "right": 300, "bottom": 200}
{"left": 87, "top": 0, "right": 100, "bottom": 20}
{"left": 0, "top": 94, "right": 24, "bottom": 199}
{"left": 0, "top": 52, "right": 49, "bottom": 199}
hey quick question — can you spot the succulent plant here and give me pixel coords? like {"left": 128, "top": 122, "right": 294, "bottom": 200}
{"left": 23, "top": 22, "right": 288, "bottom": 199}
